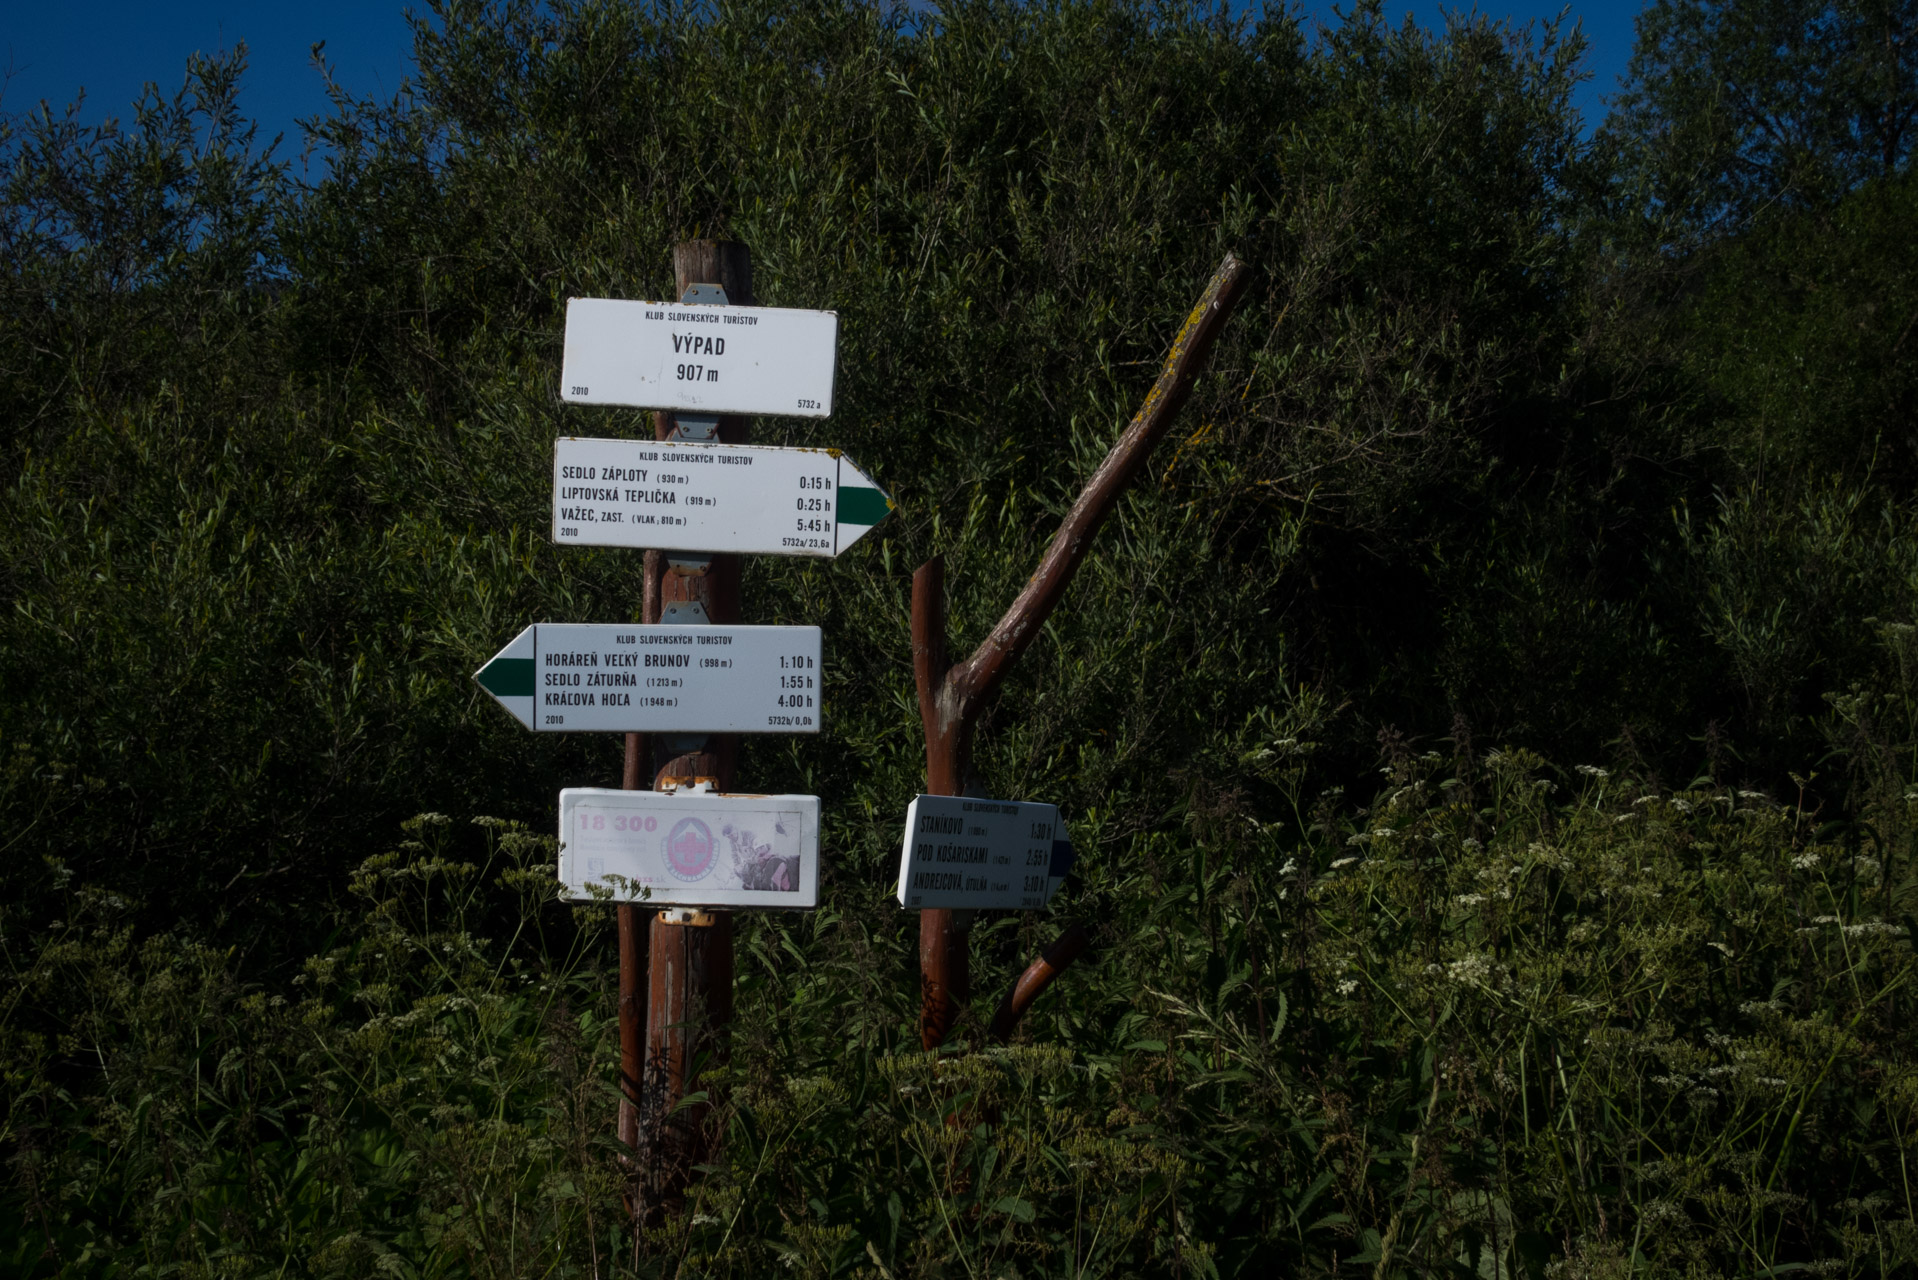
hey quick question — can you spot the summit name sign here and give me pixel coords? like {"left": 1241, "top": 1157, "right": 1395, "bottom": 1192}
{"left": 560, "top": 297, "right": 838, "bottom": 417}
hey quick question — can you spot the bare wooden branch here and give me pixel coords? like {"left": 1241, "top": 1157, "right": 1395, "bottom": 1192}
{"left": 911, "top": 558, "right": 955, "bottom": 793}
{"left": 952, "top": 253, "right": 1249, "bottom": 720}
{"left": 988, "top": 924, "right": 1091, "bottom": 1043}
{"left": 910, "top": 252, "right": 1252, "bottom": 1049}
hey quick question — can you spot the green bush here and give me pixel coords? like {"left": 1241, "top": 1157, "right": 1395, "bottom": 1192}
{"left": 5, "top": 751, "right": 1913, "bottom": 1275}
{"left": 7, "top": 0, "right": 1918, "bottom": 1272}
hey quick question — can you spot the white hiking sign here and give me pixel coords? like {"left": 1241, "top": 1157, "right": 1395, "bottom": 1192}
{"left": 552, "top": 437, "right": 890, "bottom": 557}
{"left": 560, "top": 297, "right": 838, "bottom": 417}
{"left": 475, "top": 623, "right": 822, "bottom": 734}
{"left": 895, "top": 795, "right": 1075, "bottom": 910}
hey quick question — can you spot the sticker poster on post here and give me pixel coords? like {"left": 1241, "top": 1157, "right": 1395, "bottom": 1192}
{"left": 560, "top": 788, "right": 820, "bottom": 909}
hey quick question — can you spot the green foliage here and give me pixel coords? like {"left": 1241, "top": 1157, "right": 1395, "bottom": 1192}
{"left": 5, "top": 0, "right": 1918, "bottom": 1273}
{"left": 0, "top": 0, "right": 1648, "bottom": 940}
{"left": 1606, "top": 0, "right": 1918, "bottom": 239}
{"left": 1677, "top": 171, "right": 1918, "bottom": 484}
{"left": 5, "top": 755, "right": 1914, "bottom": 1275}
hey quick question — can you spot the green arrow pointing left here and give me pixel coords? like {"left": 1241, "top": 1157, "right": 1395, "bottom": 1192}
{"left": 474, "top": 626, "right": 537, "bottom": 728}
{"left": 477, "top": 657, "right": 534, "bottom": 697}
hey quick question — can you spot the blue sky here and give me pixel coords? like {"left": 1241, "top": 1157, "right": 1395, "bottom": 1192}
{"left": 3, "top": 1, "right": 1647, "bottom": 168}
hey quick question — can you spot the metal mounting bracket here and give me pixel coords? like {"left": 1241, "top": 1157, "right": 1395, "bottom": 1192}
{"left": 668, "top": 283, "right": 728, "bottom": 442}
{"left": 653, "top": 281, "right": 729, "bottom": 759}
{"left": 660, "top": 600, "right": 710, "bottom": 625}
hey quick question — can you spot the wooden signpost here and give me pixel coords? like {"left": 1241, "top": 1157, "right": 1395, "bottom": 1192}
{"left": 479, "top": 236, "right": 1246, "bottom": 1223}
{"left": 908, "top": 253, "right": 1250, "bottom": 1049}
{"left": 501, "top": 239, "right": 880, "bottom": 1220}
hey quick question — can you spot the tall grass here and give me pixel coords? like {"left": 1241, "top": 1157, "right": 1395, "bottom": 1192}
{"left": 5, "top": 740, "right": 1912, "bottom": 1276}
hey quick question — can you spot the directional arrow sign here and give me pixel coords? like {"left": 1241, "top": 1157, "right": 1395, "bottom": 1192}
{"left": 560, "top": 297, "right": 838, "bottom": 417}
{"left": 895, "top": 795, "right": 1076, "bottom": 911}
{"left": 475, "top": 623, "right": 821, "bottom": 734}
{"left": 559, "top": 787, "right": 820, "bottom": 908}
{"left": 553, "top": 437, "right": 891, "bottom": 557}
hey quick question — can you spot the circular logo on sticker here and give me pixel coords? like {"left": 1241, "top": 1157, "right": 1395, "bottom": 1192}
{"left": 663, "top": 817, "right": 716, "bottom": 881}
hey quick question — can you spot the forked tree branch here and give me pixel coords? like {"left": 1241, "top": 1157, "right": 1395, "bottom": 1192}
{"left": 919, "top": 252, "right": 1252, "bottom": 753}
{"left": 909, "top": 251, "right": 1251, "bottom": 1051}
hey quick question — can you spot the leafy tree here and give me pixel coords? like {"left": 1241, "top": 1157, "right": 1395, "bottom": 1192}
{"left": 1607, "top": 0, "right": 1918, "bottom": 239}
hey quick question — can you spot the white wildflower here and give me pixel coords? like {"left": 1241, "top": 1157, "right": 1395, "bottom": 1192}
{"left": 1791, "top": 851, "right": 1820, "bottom": 870}
{"left": 1331, "top": 856, "right": 1360, "bottom": 869}
{"left": 1278, "top": 857, "right": 1298, "bottom": 877}
{"left": 1444, "top": 954, "right": 1497, "bottom": 985}
{"left": 1336, "top": 978, "right": 1360, "bottom": 996}
{"left": 1575, "top": 764, "right": 1610, "bottom": 778}
{"left": 1455, "top": 893, "right": 1487, "bottom": 907}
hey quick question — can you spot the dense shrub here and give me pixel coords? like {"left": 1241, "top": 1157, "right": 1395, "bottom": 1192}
{"left": 5, "top": 754, "right": 1914, "bottom": 1275}
{"left": 5, "top": 0, "right": 1918, "bottom": 1273}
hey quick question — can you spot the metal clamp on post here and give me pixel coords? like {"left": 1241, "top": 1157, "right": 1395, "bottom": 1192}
{"left": 657, "top": 282, "right": 729, "bottom": 757}
{"left": 668, "top": 282, "right": 727, "bottom": 448}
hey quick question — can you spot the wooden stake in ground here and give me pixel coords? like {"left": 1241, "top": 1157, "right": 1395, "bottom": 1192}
{"left": 912, "top": 252, "right": 1251, "bottom": 1050}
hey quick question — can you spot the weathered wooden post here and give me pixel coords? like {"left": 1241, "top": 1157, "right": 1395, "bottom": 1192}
{"left": 636, "top": 239, "right": 754, "bottom": 1215}
{"left": 912, "top": 253, "right": 1251, "bottom": 1049}
{"left": 501, "top": 236, "right": 871, "bottom": 1219}
{"left": 616, "top": 734, "right": 647, "bottom": 1173}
